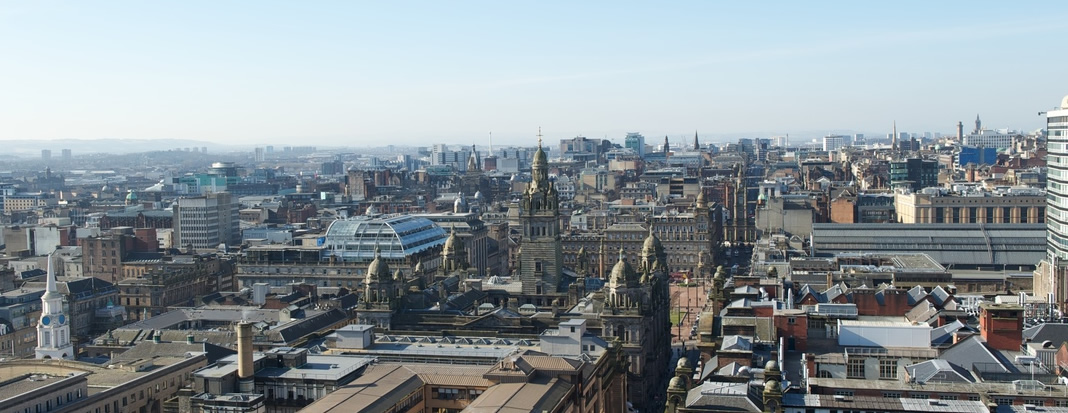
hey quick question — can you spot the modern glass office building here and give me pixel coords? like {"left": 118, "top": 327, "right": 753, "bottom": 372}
{"left": 1038, "top": 95, "right": 1068, "bottom": 310}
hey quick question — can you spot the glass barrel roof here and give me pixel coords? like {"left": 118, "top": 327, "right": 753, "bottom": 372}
{"left": 323, "top": 214, "right": 447, "bottom": 261}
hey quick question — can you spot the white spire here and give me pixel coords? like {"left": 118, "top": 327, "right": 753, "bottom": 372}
{"left": 44, "top": 253, "right": 59, "bottom": 298}
{"left": 37, "top": 251, "right": 73, "bottom": 360}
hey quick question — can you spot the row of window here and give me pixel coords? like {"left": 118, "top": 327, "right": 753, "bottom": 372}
{"left": 430, "top": 387, "right": 484, "bottom": 400}
{"left": 929, "top": 206, "right": 1044, "bottom": 224}
{"left": 827, "top": 391, "right": 1068, "bottom": 407}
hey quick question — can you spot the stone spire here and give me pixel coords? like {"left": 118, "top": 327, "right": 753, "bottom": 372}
{"left": 530, "top": 128, "right": 549, "bottom": 192}
{"left": 467, "top": 145, "right": 480, "bottom": 172}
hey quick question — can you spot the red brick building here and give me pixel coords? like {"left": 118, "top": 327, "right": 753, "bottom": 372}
{"left": 979, "top": 302, "right": 1023, "bottom": 351}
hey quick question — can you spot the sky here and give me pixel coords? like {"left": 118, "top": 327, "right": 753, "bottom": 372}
{"left": 1, "top": 1, "right": 1066, "bottom": 148}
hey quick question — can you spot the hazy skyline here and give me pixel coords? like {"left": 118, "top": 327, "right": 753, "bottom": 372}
{"left": 2, "top": 1, "right": 1066, "bottom": 147}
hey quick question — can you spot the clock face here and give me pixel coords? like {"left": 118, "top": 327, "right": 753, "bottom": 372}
{"left": 58, "top": 315, "right": 66, "bottom": 325}
{"left": 41, "top": 316, "right": 51, "bottom": 326}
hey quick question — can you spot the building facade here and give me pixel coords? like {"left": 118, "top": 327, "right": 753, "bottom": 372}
{"left": 1037, "top": 95, "right": 1068, "bottom": 311}
{"left": 895, "top": 189, "right": 1046, "bottom": 224}
{"left": 174, "top": 192, "right": 240, "bottom": 250}
{"left": 889, "top": 158, "right": 938, "bottom": 191}
{"left": 517, "top": 138, "right": 564, "bottom": 295}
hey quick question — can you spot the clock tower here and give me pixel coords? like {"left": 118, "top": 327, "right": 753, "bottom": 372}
{"left": 36, "top": 254, "right": 73, "bottom": 359}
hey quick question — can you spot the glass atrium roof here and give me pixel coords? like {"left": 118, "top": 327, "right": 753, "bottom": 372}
{"left": 323, "top": 214, "right": 447, "bottom": 261}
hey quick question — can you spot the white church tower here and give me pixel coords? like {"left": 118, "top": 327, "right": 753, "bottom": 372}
{"left": 36, "top": 254, "right": 73, "bottom": 359}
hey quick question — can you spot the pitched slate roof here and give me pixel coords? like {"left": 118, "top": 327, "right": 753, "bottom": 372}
{"left": 684, "top": 381, "right": 762, "bottom": 412}
{"left": 907, "top": 285, "right": 927, "bottom": 305}
{"left": 1023, "top": 323, "right": 1068, "bottom": 344}
{"left": 940, "top": 335, "right": 1010, "bottom": 373}
{"left": 906, "top": 359, "right": 975, "bottom": 384}
{"left": 930, "top": 320, "right": 971, "bottom": 347}
{"left": 721, "top": 335, "right": 752, "bottom": 352}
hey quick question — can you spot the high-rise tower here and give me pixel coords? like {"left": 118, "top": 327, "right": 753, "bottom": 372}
{"left": 1037, "top": 95, "right": 1068, "bottom": 312}
{"left": 36, "top": 254, "right": 73, "bottom": 359}
{"left": 892, "top": 121, "right": 898, "bottom": 152}
{"left": 518, "top": 130, "right": 563, "bottom": 295}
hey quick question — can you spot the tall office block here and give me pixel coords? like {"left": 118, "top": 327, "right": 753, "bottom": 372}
{"left": 174, "top": 192, "right": 239, "bottom": 250}
{"left": 1037, "top": 95, "right": 1068, "bottom": 311}
{"left": 625, "top": 132, "right": 646, "bottom": 157}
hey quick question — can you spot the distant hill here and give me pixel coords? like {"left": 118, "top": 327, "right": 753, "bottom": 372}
{"left": 0, "top": 139, "right": 246, "bottom": 157}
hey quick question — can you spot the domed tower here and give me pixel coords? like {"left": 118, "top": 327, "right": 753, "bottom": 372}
{"left": 518, "top": 131, "right": 563, "bottom": 295}
{"left": 392, "top": 269, "right": 405, "bottom": 298}
{"left": 675, "top": 357, "right": 694, "bottom": 389}
{"left": 356, "top": 245, "right": 397, "bottom": 329}
{"left": 454, "top": 192, "right": 469, "bottom": 213}
{"left": 665, "top": 376, "right": 687, "bottom": 413}
{"left": 763, "top": 360, "right": 783, "bottom": 413}
{"left": 639, "top": 226, "right": 667, "bottom": 275}
{"left": 125, "top": 190, "right": 138, "bottom": 206}
{"left": 608, "top": 248, "right": 640, "bottom": 308}
{"left": 441, "top": 227, "right": 467, "bottom": 276}
{"left": 364, "top": 245, "right": 393, "bottom": 305}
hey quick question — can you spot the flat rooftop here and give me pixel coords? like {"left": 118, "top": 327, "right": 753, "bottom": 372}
{"left": 840, "top": 319, "right": 923, "bottom": 328}
{"left": 0, "top": 355, "right": 196, "bottom": 396}
{"left": 0, "top": 373, "right": 82, "bottom": 402}
{"left": 196, "top": 354, "right": 373, "bottom": 382}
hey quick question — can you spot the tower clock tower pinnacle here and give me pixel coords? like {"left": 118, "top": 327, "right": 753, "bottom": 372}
{"left": 37, "top": 253, "right": 73, "bottom": 359}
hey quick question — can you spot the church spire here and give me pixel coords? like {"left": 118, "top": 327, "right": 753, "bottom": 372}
{"left": 530, "top": 128, "right": 549, "bottom": 191}
{"left": 693, "top": 130, "right": 700, "bottom": 151}
{"left": 37, "top": 252, "right": 73, "bottom": 359}
{"left": 44, "top": 253, "right": 59, "bottom": 298}
{"left": 467, "top": 145, "right": 480, "bottom": 172}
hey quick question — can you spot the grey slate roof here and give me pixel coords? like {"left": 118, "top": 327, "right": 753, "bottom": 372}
{"left": 685, "top": 381, "right": 762, "bottom": 412}
{"left": 1023, "top": 323, "right": 1068, "bottom": 345}
{"left": 940, "top": 335, "right": 1010, "bottom": 373}
{"left": 930, "top": 320, "right": 971, "bottom": 347}
{"left": 906, "top": 359, "right": 975, "bottom": 384}
{"left": 721, "top": 335, "right": 752, "bottom": 352}
{"left": 811, "top": 223, "right": 1045, "bottom": 267}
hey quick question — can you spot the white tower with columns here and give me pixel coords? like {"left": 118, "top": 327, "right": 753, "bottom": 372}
{"left": 36, "top": 254, "right": 73, "bottom": 359}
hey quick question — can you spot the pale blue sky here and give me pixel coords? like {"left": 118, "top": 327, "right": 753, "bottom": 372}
{"left": 1, "top": 1, "right": 1065, "bottom": 147}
